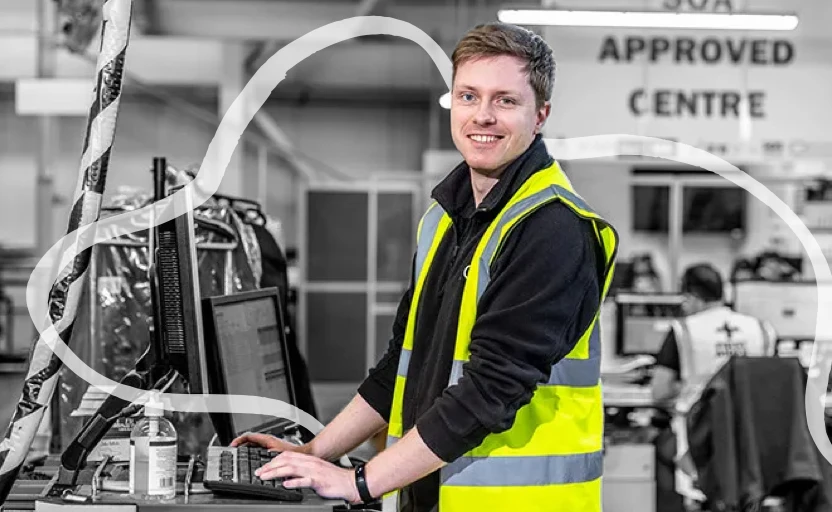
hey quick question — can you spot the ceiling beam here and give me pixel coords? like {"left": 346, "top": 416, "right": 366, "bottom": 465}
{"left": 247, "top": 0, "right": 391, "bottom": 72}
{"left": 0, "top": 35, "right": 224, "bottom": 85}
{"left": 152, "top": 0, "right": 498, "bottom": 43}
{"left": 355, "top": 0, "right": 387, "bottom": 18}
{"left": 155, "top": 0, "right": 359, "bottom": 41}
{"left": 0, "top": 33, "right": 447, "bottom": 96}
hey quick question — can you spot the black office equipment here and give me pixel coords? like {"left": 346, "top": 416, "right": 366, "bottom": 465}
{"left": 202, "top": 288, "right": 298, "bottom": 446}
{"left": 201, "top": 288, "right": 307, "bottom": 501}
{"left": 203, "top": 445, "right": 303, "bottom": 502}
{"left": 150, "top": 181, "right": 210, "bottom": 395}
{"left": 615, "top": 293, "right": 685, "bottom": 357}
{"left": 52, "top": 159, "right": 209, "bottom": 492}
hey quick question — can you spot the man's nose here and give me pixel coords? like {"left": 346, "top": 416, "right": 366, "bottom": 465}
{"left": 473, "top": 101, "right": 496, "bottom": 124}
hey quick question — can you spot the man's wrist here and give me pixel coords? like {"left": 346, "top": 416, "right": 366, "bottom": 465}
{"left": 353, "top": 463, "right": 375, "bottom": 503}
{"left": 296, "top": 436, "right": 322, "bottom": 457}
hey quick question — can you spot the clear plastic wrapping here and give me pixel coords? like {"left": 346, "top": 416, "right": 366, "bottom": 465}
{"left": 57, "top": 179, "right": 265, "bottom": 458}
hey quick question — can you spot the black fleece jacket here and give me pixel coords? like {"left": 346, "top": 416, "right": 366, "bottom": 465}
{"left": 357, "top": 135, "right": 603, "bottom": 512}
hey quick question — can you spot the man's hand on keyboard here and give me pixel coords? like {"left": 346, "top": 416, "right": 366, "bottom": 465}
{"left": 231, "top": 432, "right": 309, "bottom": 455}
{"left": 255, "top": 451, "right": 361, "bottom": 505}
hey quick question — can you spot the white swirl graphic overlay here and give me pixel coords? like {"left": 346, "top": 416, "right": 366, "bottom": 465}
{"left": 24, "top": 17, "right": 832, "bottom": 466}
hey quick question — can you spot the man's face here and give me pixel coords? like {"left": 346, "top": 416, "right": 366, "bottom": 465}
{"left": 450, "top": 55, "right": 551, "bottom": 178}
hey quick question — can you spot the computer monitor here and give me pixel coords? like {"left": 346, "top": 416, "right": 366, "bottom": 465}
{"left": 615, "top": 293, "right": 685, "bottom": 356}
{"left": 151, "top": 182, "right": 209, "bottom": 394}
{"left": 202, "top": 288, "right": 297, "bottom": 445}
{"left": 607, "top": 261, "right": 633, "bottom": 296}
{"left": 733, "top": 280, "right": 826, "bottom": 342}
{"left": 55, "top": 172, "right": 210, "bottom": 484}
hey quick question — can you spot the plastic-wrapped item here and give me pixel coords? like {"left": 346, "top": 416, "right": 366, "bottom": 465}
{"left": 57, "top": 178, "right": 263, "bottom": 459}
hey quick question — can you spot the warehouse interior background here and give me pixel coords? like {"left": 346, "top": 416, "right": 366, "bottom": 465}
{"left": 1, "top": 0, "right": 832, "bottom": 510}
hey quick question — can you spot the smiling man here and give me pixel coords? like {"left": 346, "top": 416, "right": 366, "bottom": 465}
{"left": 232, "top": 22, "right": 619, "bottom": 512}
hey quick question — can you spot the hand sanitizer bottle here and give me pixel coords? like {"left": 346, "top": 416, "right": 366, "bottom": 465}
{"left": 129, "top": 393, "right": 177, "bottom": 500}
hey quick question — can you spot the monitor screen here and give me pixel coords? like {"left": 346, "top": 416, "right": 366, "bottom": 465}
{"left": 632, "top": 185, "right": 670, "bottom": 233}
{"left": 615, "top": 294, "right": 685, "bottom": 356}
{"left": 733, "top": 280, "right": 824, "bottom": 341}
{"left": 631, "top": 184, "right": 746, "bottom": 234}
{"left": 682, "top": 186, "right": 746, "bottom": 234}
{"left": 203, "top": 288, "right": 296, "bottom": 443}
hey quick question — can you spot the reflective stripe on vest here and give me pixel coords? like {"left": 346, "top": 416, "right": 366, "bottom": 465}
{"left": 385, "top": 161, "right": 618, "bottom": 511}
{"left": 415, "top": 203, "right": 447, "bottom": 284}
{"left": 448, "top": 324, "right": 601, "bottom": 388}
{"left": 441, "top": 451, "right": 603, "bottom": 487}
{"left": 386, "top": 201, "right": 451, "bottom": 444}
{"left": 396, "top": 348, "right": 411, "bottom": 378}
{"left": 672, "top": 318, "right": 696, "bottom": 382}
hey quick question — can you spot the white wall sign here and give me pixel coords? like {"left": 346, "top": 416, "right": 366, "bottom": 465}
{"left": 597, "top": 35, "right": 795, "bottom": 120}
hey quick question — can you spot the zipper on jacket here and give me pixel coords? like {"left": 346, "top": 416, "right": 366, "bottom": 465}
{"left": 449, "top": 224, "right": 461, "bottom": 267}
{"left": 449, "top": 243, "right": 459, "bottom": 266}
{"left": 436, "top": 224, "right": 461, "bottom": 297}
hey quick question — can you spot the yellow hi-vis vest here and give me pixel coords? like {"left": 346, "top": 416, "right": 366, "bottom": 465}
{"left": 384, "top": 161, "right": 619, "bottom": 512}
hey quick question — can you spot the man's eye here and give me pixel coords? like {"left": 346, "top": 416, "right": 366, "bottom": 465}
{"left": 460, "top": 93, "right": 474, "bottom": 102}
{"left": 500, "top": 97, "right": 516, "bottom": 105}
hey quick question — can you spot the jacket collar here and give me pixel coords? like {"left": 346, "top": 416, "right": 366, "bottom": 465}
{"left": 431, "top": 134, "right": 554, "bottom": 221}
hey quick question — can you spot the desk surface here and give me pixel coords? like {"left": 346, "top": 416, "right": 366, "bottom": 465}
{"left": 5, "top": 481, "right": 345, "bottom": 512}
{"left": 603, "top": 383, "right": 657, "bottom": 408}
{"left": 33, "top": 490, "right": 343, "bottom": 511}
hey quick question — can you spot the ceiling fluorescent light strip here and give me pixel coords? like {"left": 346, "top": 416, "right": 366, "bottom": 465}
{"left": 497, "top": 10, "right": 799, "bottom": 31}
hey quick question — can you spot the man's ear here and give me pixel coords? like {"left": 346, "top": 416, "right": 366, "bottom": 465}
{"left": 534, "top": 101, "right": 552, "bottom": 134}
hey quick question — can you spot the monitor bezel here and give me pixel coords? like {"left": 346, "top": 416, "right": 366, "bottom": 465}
{"left": 201, "top": 287, "right": 298, "bottom": 445}
{"left": 151, "top": 184, "right": 210, "bottom": 395}
{"left": 614, "top": 293, "right": 686, "bottom": 357}
{"left": 732, "top": 279, "right": 821, "bottom": 342}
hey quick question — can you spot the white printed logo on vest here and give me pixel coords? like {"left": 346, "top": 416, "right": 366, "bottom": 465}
{"left": 676, "top": 307, "right": 769, "bottom": 381}
{"left": 714, "top": 320, "right": 747, "bottom": 357}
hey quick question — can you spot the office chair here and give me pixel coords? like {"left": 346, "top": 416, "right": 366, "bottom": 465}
{"left": 674, "top": 357, "right": 832, "bottom": 512}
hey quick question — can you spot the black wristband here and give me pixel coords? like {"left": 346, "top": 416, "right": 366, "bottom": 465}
{"left": 354, "top": 463, "right": 374, "bottom": 504}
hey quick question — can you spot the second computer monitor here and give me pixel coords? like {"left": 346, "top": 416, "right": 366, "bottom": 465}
{"left": 733, "top": 280, "right": 829, "bottom": 342}
{"left": 615, "top": 293, "right": 686, "bottom": 357}
{"left": 202, "top": 287, "right": 297, "bottom": 445}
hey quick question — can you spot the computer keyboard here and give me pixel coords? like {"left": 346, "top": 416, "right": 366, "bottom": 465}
{"left": 203, "top": 445, "right": 304, "bottom": 501}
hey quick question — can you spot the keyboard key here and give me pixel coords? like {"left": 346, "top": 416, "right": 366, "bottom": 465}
{"left": 204, "top": 446, "right": 305, "bottom": 501}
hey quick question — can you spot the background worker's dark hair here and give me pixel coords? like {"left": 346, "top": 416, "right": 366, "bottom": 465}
{"left": 681, "top": 263, "right": 724, "bottom": 302}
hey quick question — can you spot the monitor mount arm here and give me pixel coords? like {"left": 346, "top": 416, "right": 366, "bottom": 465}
{"left": 50, "top": 350, "right": 176, "bottom": 494}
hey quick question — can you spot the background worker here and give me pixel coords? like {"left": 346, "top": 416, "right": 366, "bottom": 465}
{"left": 651, "top": 263, "right": 777, "bottom": 511}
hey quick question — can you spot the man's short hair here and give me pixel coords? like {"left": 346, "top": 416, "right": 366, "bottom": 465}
{"left": 681, "top": 264, "right": 724, "bottom": 302}
{"left": 451, "top": 22, "right": 555, "bottom": 109}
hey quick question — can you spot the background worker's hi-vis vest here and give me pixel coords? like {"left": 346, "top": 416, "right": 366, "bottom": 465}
{"left": 670, "top": 307, "right": 776, "bottom": 503}
{"left": 670, "top": 306, "right": 776, "bottom": 383}
{"left": 383, "top": 161, "right": 619, "bottom": 512}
